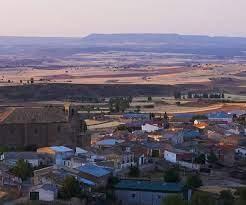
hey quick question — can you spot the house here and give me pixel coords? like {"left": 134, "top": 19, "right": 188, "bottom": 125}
{"left": 96, "top": 139, "right": 124, "bottom": 149}
{"left": 207, "top": 112, "right": 233, "bottom": 123}
{"left": 92, "top": 145, "right": 136, "bottom": 170}
{"left": 119, "top": 147, "right": 135, "bottom": 169}
{"left": 75, "top": 147, "right": 88, "bottom": 156}
{"left": 114, "top": 179, "right": 189, "bottom": 205}
{"left": 143, "top": 141, "right": 171, "bottom": 158}
{"left": 164, "top": 149, "right": 193, "bottom": 164}
{"left": 30, "top": 184, "right": 58, "bottom": 202}
{"left": 173, "top": 113, "right": 196, "bottom": 122}
{"left": 0, "top": 152, "right": 53, "bottom": 167}
{"left": 76, "top": 164, "right": 111, "bottom": 187}
{"left": 37, "top": 146, "right": 74, "bottom": 166}
{"left": 148, "top": 132, "right": 164, "bottom": 142}
{"left": 33, "top": 166, "right": 96, "bottom": 191}
{"left": 235, "top": 147, "right": 246, "bottom": 158}
{"left": 123, "top": 113, "right": 150, "bottom": 120}
{"left": 182, "top": 130, "right": 201, "bottom": 141}
{"left": 0, "top": 165, "right": 22, "bottom": 190}
{"left": 164, "top": 131, "right": 184, "bottom": 145}
{"left": 212, "top": 144, "right": 235, "bottom": 167}
{"left": 142, "top": 123, "right": 160, "bottom": 133}
{"left": 63, "top": 156, "right": 88, "bottom": 168}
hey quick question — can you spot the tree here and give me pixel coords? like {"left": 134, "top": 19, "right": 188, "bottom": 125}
{"left": 128, "top": 166, "right": 140, "bottom": 178}
{"left": 163, "top": 194, "right": 187, "bottom": 205}
{"left": 186, "top": 174, "right": 203, "bottom": 189}
{"left": 136, "top": 105, "right": 141, "bottom": 113}
{"left": 203, "top": 93, "right": 209, "bottom": 98}
{"left": 207, "top": 151, "right": 218, "bottom": 164}
{"left": 219, "top": 190, "right": 234, "bottom": 205}
{"left": 163, "top": 112, "right": 170, "bottom": 129}
{"left": 148, "top": 96, "right": 152, "bottom": 101}
{"left": 194, "top": 154, "right": 206, "bottom": 164}
{"left": 174, "top": 91, "right": 181, "bottom": 99}
{"left": 191, "top": 192, "right": 215, "bottom": 205}
{"left": 109, "top": 97, "right": 131, "bottom": 113}
{"left": 10, "top": 159, "right": 33, "bottom": 181}
{"left": 164, "top": 167, "right": 180, "bottom": 183}
{"left": 235, "top": 188, "right": 246, "bottom": 205}
{"left": 59, "top": 176, "right": 83, "bottom": 199}
{"left": 188, "top": 92, "right": 192, "bottom": 99}
{"left": 107, "top": 176, "right": 120, "bottom": 189}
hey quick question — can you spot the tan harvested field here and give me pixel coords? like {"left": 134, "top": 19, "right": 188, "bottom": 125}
{"left": 87, "top": 121, "right": 124, "bottom": 130}
{"left": 140, "top": 102, "right": 246, "bottom": 114}
{"left": 0, "top": 63, "right": 245, "bottom": 86}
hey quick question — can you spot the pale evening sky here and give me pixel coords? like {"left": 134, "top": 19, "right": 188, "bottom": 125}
{"left": 0, "top": 0, "right": 246, "bottom": 37}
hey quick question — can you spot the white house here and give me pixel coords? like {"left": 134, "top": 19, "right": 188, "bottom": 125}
{"left": 30, "top": 184, "right": 58, "bottom": 202}
{"left": 164, "top": 149, "right": 192, "bottom": 164}
{"left": 164, "top": 150, "right": 178, "bottom": 163}
{"left": 37, "top": 146, "right": 74, "bottom": 166}
{"left": 142, "top": 123, "right": 160, "bottom": 133}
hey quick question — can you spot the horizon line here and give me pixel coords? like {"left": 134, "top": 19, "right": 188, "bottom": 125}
{"left": 1, "top": 32, "right": 246, "bottom": 39}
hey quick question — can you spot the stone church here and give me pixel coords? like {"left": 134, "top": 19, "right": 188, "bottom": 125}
{"left": 0, "top": 103, "right": 90, "bottom": 148}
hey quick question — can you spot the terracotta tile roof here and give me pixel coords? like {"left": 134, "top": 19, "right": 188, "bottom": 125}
{"left": 0, "top": 107, "right": 68, "bottom": 124}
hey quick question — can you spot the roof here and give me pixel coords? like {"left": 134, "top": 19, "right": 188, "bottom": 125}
{"left": 0, "top": 107, "right": 68, "bottom": 124}
{"left": 3, "top": 152, "right": 46, "bottom": 160}
{"left": 78, "top": 177, "right": 96, "bottom": 186}
{"left": 114, "top": 180, "right": 184, "bottom": 193}
{"left": 40, "top": 184, "right": 58, "bottom": 192}
{"left": 174, "top": 113, "right": 195, "bottom": 119}
{"left": 37, "top": 146, "right": 73, "bottom": 155}
{"left": 207, "top": 112, "right": 233, "bottom": 119}
{"left": 50, "top": 146, "right": 73, "bottom": 153}
{"left": 76, "top": 164, "right": 111, "bottom": 177}
{"left": 123, "top": 113, "right": 150, "bottom": 119}
{"left": 182, "top": 130, "right": 201, "bottom": 138}
{"left": 96, "top": 139, "right": 124, "bottom": 146}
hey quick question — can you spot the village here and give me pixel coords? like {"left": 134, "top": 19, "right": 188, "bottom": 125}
{"left": 0, "top": 95, "right": 245, "bottom": 205}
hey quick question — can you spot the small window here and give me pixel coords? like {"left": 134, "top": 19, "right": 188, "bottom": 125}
{"left": 34, "top": 128, "right": 38, "bottom": 134}
{"left": 57, "top": 126, "right": 61, "bottom": 133}
{"left": 132, "top": 194, "right": 136, "bottom": 198}
{"left": 10, "top": 127, "right": 15, "bottom": 134}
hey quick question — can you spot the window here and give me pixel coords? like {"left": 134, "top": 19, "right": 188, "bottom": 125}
{"left": 10, "top": 127, "right": 15, "bottom": 134}
{"left": 34, "top": 128, "right": 38, "bottom": 134}
{"left": 132, "top": 194, "right": 136, "bottom": 198}
{"left": 57, "top": 125, "right": 61, "bottom": 133}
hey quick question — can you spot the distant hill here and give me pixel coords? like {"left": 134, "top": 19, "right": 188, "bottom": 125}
{"left": 82, "top": 33, "right": 246, "bottom": 45}
{"left": 1, "top": 33, "right": 246, "bottom": 57}
{"left": 80, "top": 33, "right": 246, "bottom": 57}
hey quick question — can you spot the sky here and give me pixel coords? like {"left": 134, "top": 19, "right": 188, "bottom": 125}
{"left": 0, "top": 0, "right": 246, "bottom": 37}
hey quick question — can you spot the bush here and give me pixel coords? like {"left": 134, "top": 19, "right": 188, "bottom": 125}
{"left": 128, "top": 166, "right": 140, "bottom": 177}
{"left": 186, "top": 174, "right": 203, "bottom": 189}
{"left": 10, "top": 159, "right": 33, "bottom": 181}
{"left": 164, "top": 167, "right": 180, "bottom": 183}
{"left": 163, "top": 194, "right": 187, "bottom": 205}
{"left": 59, "top": 176, "right": 85, "bottom": 199}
